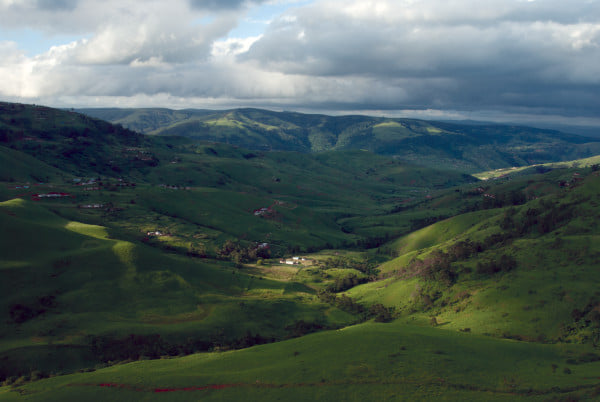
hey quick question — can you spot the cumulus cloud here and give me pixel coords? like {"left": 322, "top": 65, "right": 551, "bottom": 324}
{"left": 0, "top": 0, "right": 599, "bottom": 125}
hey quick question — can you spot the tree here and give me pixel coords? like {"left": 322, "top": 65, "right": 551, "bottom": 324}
{"left": 369, "top": 304, "right": 394, "bottom": 323}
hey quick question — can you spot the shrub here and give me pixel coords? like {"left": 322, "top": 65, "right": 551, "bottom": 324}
{"left": 369, "top": 304, "right": 395, "bottom": 323}
{"left": 476, "top": 254, "right": 517, "bottom": 275}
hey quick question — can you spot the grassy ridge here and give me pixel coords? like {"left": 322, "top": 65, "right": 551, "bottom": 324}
{"left": 78, "top": 107, "right": 600, "bottom": 172}
{"left": 474, "top": 154, "right": 600, "bottom": 180}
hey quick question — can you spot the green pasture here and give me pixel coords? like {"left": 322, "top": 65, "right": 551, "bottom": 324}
{"left": 4, "top": 322, "right": 600, "bottom": 401}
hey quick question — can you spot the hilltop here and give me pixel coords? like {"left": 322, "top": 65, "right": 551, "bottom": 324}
{"left": 79, "top": 107, "right": 600, "bottom": 172}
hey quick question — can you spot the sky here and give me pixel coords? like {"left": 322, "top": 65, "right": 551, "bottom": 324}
{"left": 1, "top": 0, "right": 600, "bottom": 129}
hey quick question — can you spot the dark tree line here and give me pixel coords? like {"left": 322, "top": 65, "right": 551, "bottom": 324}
{"left": 317, "top": 290, "right": 396, "bottom": 322}
{"left": 86, "top": 331, "right": 275, "bottom": 363}
{"left": 327, "top": 273, "right": 368, "bottom": 293}
{"left": 500, "top": 199, "right": 575, "bottom": 235}
{"left": 319, "top": 256, "right": 379, "bottom": 277}
{"left": 217, "top": 240, "right": 271, "bottom": 265}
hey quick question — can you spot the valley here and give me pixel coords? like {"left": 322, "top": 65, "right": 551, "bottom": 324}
{"left": 2, "top": 102, "right": 600, "bottom": 400}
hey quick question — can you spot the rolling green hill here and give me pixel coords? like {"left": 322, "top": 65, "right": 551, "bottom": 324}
{"left": 5, "top": 322, "right": 600, "bottom": 401}
{"left": 3, "top": 102, "right": 600, "bottom": 401}
{"left": 78, "top": 107, "right": 600, "bottom": 172}
{"left": 348, "top": 171, "right": 600, "bottom": 344}
{"left": 0, "top": 198, "right": 357, "bottom": 381}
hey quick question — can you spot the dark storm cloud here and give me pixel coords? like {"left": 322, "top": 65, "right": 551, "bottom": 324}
{"left": 241, "top": 0, "right": 600, "bottom": 117}
{"left": 2, "top": 0, "right": 600, "bottom": 126}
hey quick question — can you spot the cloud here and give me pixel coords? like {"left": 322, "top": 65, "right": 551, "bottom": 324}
{"left": 189, "top": 0, "right": 269, "bottom": 11}
{"left": 237, "top": 0, "right": 600, "bottom": 117}
{"left": 35, "top": 0, "right": 78, "bottom": 11}
{"left": 0, "top": 0, "right": 599, "bottom": 126}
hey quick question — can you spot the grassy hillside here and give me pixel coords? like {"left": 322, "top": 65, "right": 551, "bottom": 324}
{"left": 79, "top": 107, "right": 600, "bottom": 172}
{"left": 0, "top": 198, "right": 357, "bottom": 381}
{"left": 5, "top": 322, "right": 600, "bottom": 401}
{"left": 4, "top": 102, "right": 600, "bottom": 400}
{"left": 1, "top": 104, "right": 477, "bottom": 254}
{"left": 347, "top": 170, "right": 600, "bottom": 344}
{"left": 474, "top": 154, "right": 600, "bottom": 180}
{"left": 0, "top": 146, "right": 69, "bottom": 183}
{"left": 0, "top": 102, "right": 478, "bottom": 382}
{"left": 0, "top": 102, "right": 149, "bottom": 178}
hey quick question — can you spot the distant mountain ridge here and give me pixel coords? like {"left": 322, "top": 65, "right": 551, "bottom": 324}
{"left": 78, "top": 107, "right": 600, "bottom": 172}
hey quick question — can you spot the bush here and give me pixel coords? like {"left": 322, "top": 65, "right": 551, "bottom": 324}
{"left": 476, "top": 254, "right": 517, "bottom": 275}
{"left": 327, "top": 273, "right": 367, "bottom": 292}
{"left": 369, "top": 304, "right": 395, "bottom": 323}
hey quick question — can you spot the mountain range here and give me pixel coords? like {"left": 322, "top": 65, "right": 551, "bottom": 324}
{"left": 78, "top": 107, "right": 600, "bottom": 172}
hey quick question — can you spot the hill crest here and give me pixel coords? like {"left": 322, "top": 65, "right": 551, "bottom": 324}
{"left": 78, "top": 106, "right": 600, "bottom": 172}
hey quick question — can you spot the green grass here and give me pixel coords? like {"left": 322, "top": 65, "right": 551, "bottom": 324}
{"left": 5, "top": 322, "right": 600, "bottom": 401}
{"left": 0, "top": 199, "right": 357, "bottom": 379}
{"left": 346, "top": 173, "right": 600, "bottom": 343}
{"left": 77, "top": 106, "right": 600, "bottom": 173}
{"left": 5, "top": 102, "right": 600, "bottom": 401}
{"left": 0, "top": 146, "right": 68, "bottom": 183}
{"left": 474, "top": 154, "right": 600, "bottom": 180}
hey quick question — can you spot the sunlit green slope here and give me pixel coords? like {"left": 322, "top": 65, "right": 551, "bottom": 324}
{"left": 348, "top": 172, "right": 600, "bottom": 343}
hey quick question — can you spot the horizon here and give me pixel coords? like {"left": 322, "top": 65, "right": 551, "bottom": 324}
{"left": 1, "top": 0, "right": 599, "bottom": 131}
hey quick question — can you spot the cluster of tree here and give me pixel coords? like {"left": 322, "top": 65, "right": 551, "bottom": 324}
{"left": 565, "top": 300, "right": 600, "bottom": 346}
{"left": 88, "top": 334, "right": 171, "bottom": 361}
{"left": 446, "top": 240, "right": 483, "bottom": 260}
{"left": 216, "top": 240, "right": 270, "bottom": 265}
{"left": 317, "top": 290, "right": 396, "bottom": 321}
{"left": 284, "top": 320, "right": 325, "bottom": 338}
{"left": 326, "top": 273, "right": 368, "bottom": 293}
{"left": 480, "top": 190, "right": 527, "bottom": 209}
{"left": 318, "top": 291, "right": 365, "bottom": 316}
{"left": 401, "top": 243, "right": 479, "bottom": 286}
{"left": 319, "top": 256, "right": 379, "bottom": 277}
{"left": 369, "top": 303, "right": 395, "bottom": 322}
{"left": 500, "top": 200, "right": 575, "bottom": 235}
{"left": 86, "top": 331, "right": 275, "bottom": 363}
{"left": 414, "top": 252, "right": 457, "bottom": 287}
{"left": 557, "top": 299, "right": 600, "bottom": 345}
{"left": 398, "top": 233, "right": 522, "bottom": 284}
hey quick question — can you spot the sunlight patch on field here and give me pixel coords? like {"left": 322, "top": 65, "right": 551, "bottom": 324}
{"left": 112, "top": 241, "right": 137, "bottom": 281}
{"left": 0, "top": 198, "right": 26, "bottom": 208}
{"left": 65, "top": 221, "right": 109, "bottom": 239}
